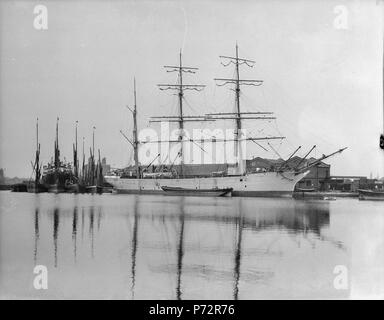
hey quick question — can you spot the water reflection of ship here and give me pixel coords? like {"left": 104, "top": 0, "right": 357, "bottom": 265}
{"left": 128, "top": 196, "right": 186, "bottom": 299}
{"left": 130, "top": 195, "right": 139, "bottom": 299}
{"left": 89, "top": 206, "right": 95, "bottom": 258}
{"left": 32, "top": 201, "right": 102, "bottom": 269}
{"left": 33, "top": 206, "right": 40, "bottom": 263}
{"left": 146, "top": 198, "right": 344, "bottom": 299}
{"left": 31, "top": 197, "right": 344, "bottom": 298}
{"left": 176, "top": 198, "right": 185, "bottom": 300}
{"left": 72, "top": 205, "right": 78, "bottom": 262}
{"left": 53, "top": 207, "right": 60, "bottom": 267}
{"left": 233, "top": 205, "right": 243, "bottom": 300}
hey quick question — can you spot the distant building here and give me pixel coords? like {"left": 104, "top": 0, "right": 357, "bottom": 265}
{"left": 246, "top": 156, "right": 331, "bottom": 191}
{"left": 295, "top": 161, "right": 330, "bottom": 191}
{"left": 101, "top": 158, "right": 111, "bottom": 175}
{"left": 329, "top": 176, "right": 383, "bottom": 192}
{"left": 0, "top": 168, "right": 4, "bottom": 184}
{"left": 84, "top": 157, "right": 111, "bottom": 175}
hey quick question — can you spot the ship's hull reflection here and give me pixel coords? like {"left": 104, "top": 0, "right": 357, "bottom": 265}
{"left": 27, "top": 194, "right": 349, "bottom": 300}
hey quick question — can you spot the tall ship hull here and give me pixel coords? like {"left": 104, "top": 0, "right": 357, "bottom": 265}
{"left": 105, "top": 171, "right": 308, "bottom": 197}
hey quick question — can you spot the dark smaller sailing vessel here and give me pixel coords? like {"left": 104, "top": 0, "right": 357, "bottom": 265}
{"left": 41, "top": 117, "right": 75, "bottom": 193}
{"left": 83, "top": 127, "right": 104, "bottom": 194}
{"left": 85, "top": 148, "right": 104, "bottom": 194}
{"left": 66, "top": 121, "right": 87, "bottom": 193}
{"left": 27, "top": 118, "right": 47, "bottom": 193}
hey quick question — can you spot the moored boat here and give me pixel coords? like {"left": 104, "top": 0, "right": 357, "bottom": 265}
{"left": 11, "top": 183, "right": 28, "bottom": 192}
{"left": 65, "top": 182, "right": 87, "bottom": 193}
{"left": 161, "top": 186, "right": 233, "bottom": 197}
{"left": 358, "top": 189, "right": 384, "bottom": 200}
{"left": 42, "top": 118, "right": 75, "bottom": 193}
{"left": 295, "top": 187, "right": 315, "bottom": 192}
{"left": 27, "top": 183, "right": 47, "bottom": 193}
{"left": 85, "top": 185, "right": 103, "bottom": 194}
{"left": 47, "top": 183, "right": 66, "bottom": 194}
{"left": 28, "top": 118, "right": 47, "bottom": 193}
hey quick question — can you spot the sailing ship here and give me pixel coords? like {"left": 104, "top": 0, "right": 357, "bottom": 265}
{"left": 65, "top": 121, "right": 95, "bottom": 193}
{"left": 105, "top": 45, "right": 346, "bottom": 197}
{"left": 66, "top": 121, "right": 82, "bottom": 193}
{"left": 41, "top": 118, "right": 75, "bottom": 193}
{"left": 27, "top": 118, "right": 47, "bottom": 193}
{"left": 83, "top": 127, "right": 104, "bottom": 194}
{"left": 85, "top": 148, "right": 104, "bottom": 194}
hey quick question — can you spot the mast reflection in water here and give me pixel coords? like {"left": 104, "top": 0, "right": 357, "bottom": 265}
{"left": 130, "top": 195, "right": 139, "bottom": 299}
{"left": 52, "top": 207, "right": 59, "bottom": 268}
{"left": 72, "top": 206, "right": 78, "bottom": 263}
{"left": 2, "top": 192, "right": 368, "bottom": 299}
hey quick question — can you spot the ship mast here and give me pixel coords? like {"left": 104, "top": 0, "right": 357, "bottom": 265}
{"left": 75, "top": 121, "right": 78, "bottom": 176}
{"left": 213, "top": 44, "right": 283, "bottom": 174}
{"left": 178, "top": 52, "right": 185, "bottom": 175}
{"left": 381, "top": 17, "right": 384, "bottom": 150}
{"left": 35, "top": 117, "right": 41, "bottom": 187}
{"left": 123, "top": 78, "right": 141, "bottom": 178}
{"left": 92, "top": 126, "right": 96, "bottom": 185}
{"left": 92, "top": 126, "right": 95, "bottom": 160}
{"left": 156, "top": 51, "right": 206, "bottom": 177}
{"left": 235, "top": 44, "right": 242, "bottom": 137}
{"left": 54, "top": 117, "right": 60, "bottom": 169}
{"left": 36, "top": 117, "right": 39, "bottom": 151}
{"left": 132, "top": 78, "right": 140, "bottom": 178}
{"left": 82, "top": 137, "right": 85, "bottom": 182}
{"left": 234, "top": 44, "right": 243, "bottom": 173}
{"left": 73, "top": 121, "right": 78, "bottom": 178}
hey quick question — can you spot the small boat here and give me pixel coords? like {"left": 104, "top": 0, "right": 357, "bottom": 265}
{"left": 11, "top": 183, "right": 28, "bottom": 192}
{"left": 48, "top": 183, "right": 65, "bottom": 194}
{"left": 161, "top": 186, "right": 233, "bottom": 197}
{"left": 86, "top": 185, "right": 103, "bottom": 194}
{"left": 28, "top": 118, "right": 46, "bottom": 193}
{"left": 323, "top": 196, "right": 336, "bottom": 201}
{"left": 295, "top": 187, "right": 315, "bottom": 192}
{"left": 42, "top": 118, "right": 75, "bottom": 193}
{"left": 65, "top": 182, "right": 87, "bottom": 193}
{"left": 27, "top": 183, "right": 47, "bottom": 193}
{"left": 358, "top": 189, "right": 384, "bottom": 201}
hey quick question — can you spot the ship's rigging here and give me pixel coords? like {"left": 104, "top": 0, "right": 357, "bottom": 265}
{"left": 116, "top": 45, "right": 347, "bottom": 179}
{"left": 144, "top": 45, "right": 288, "bottom": 176}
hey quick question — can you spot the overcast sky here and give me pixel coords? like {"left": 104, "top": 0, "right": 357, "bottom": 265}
{"left": 0, "top": 0, "right": 383, "bottom": 178}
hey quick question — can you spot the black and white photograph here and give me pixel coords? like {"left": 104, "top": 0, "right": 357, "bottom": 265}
{"left": 0, "top": 0, "right": 383, "bottom": 303}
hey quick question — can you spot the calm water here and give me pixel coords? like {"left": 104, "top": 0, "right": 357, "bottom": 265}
{"left": 0, "top": 191, "right": 383, "bottom": 299}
